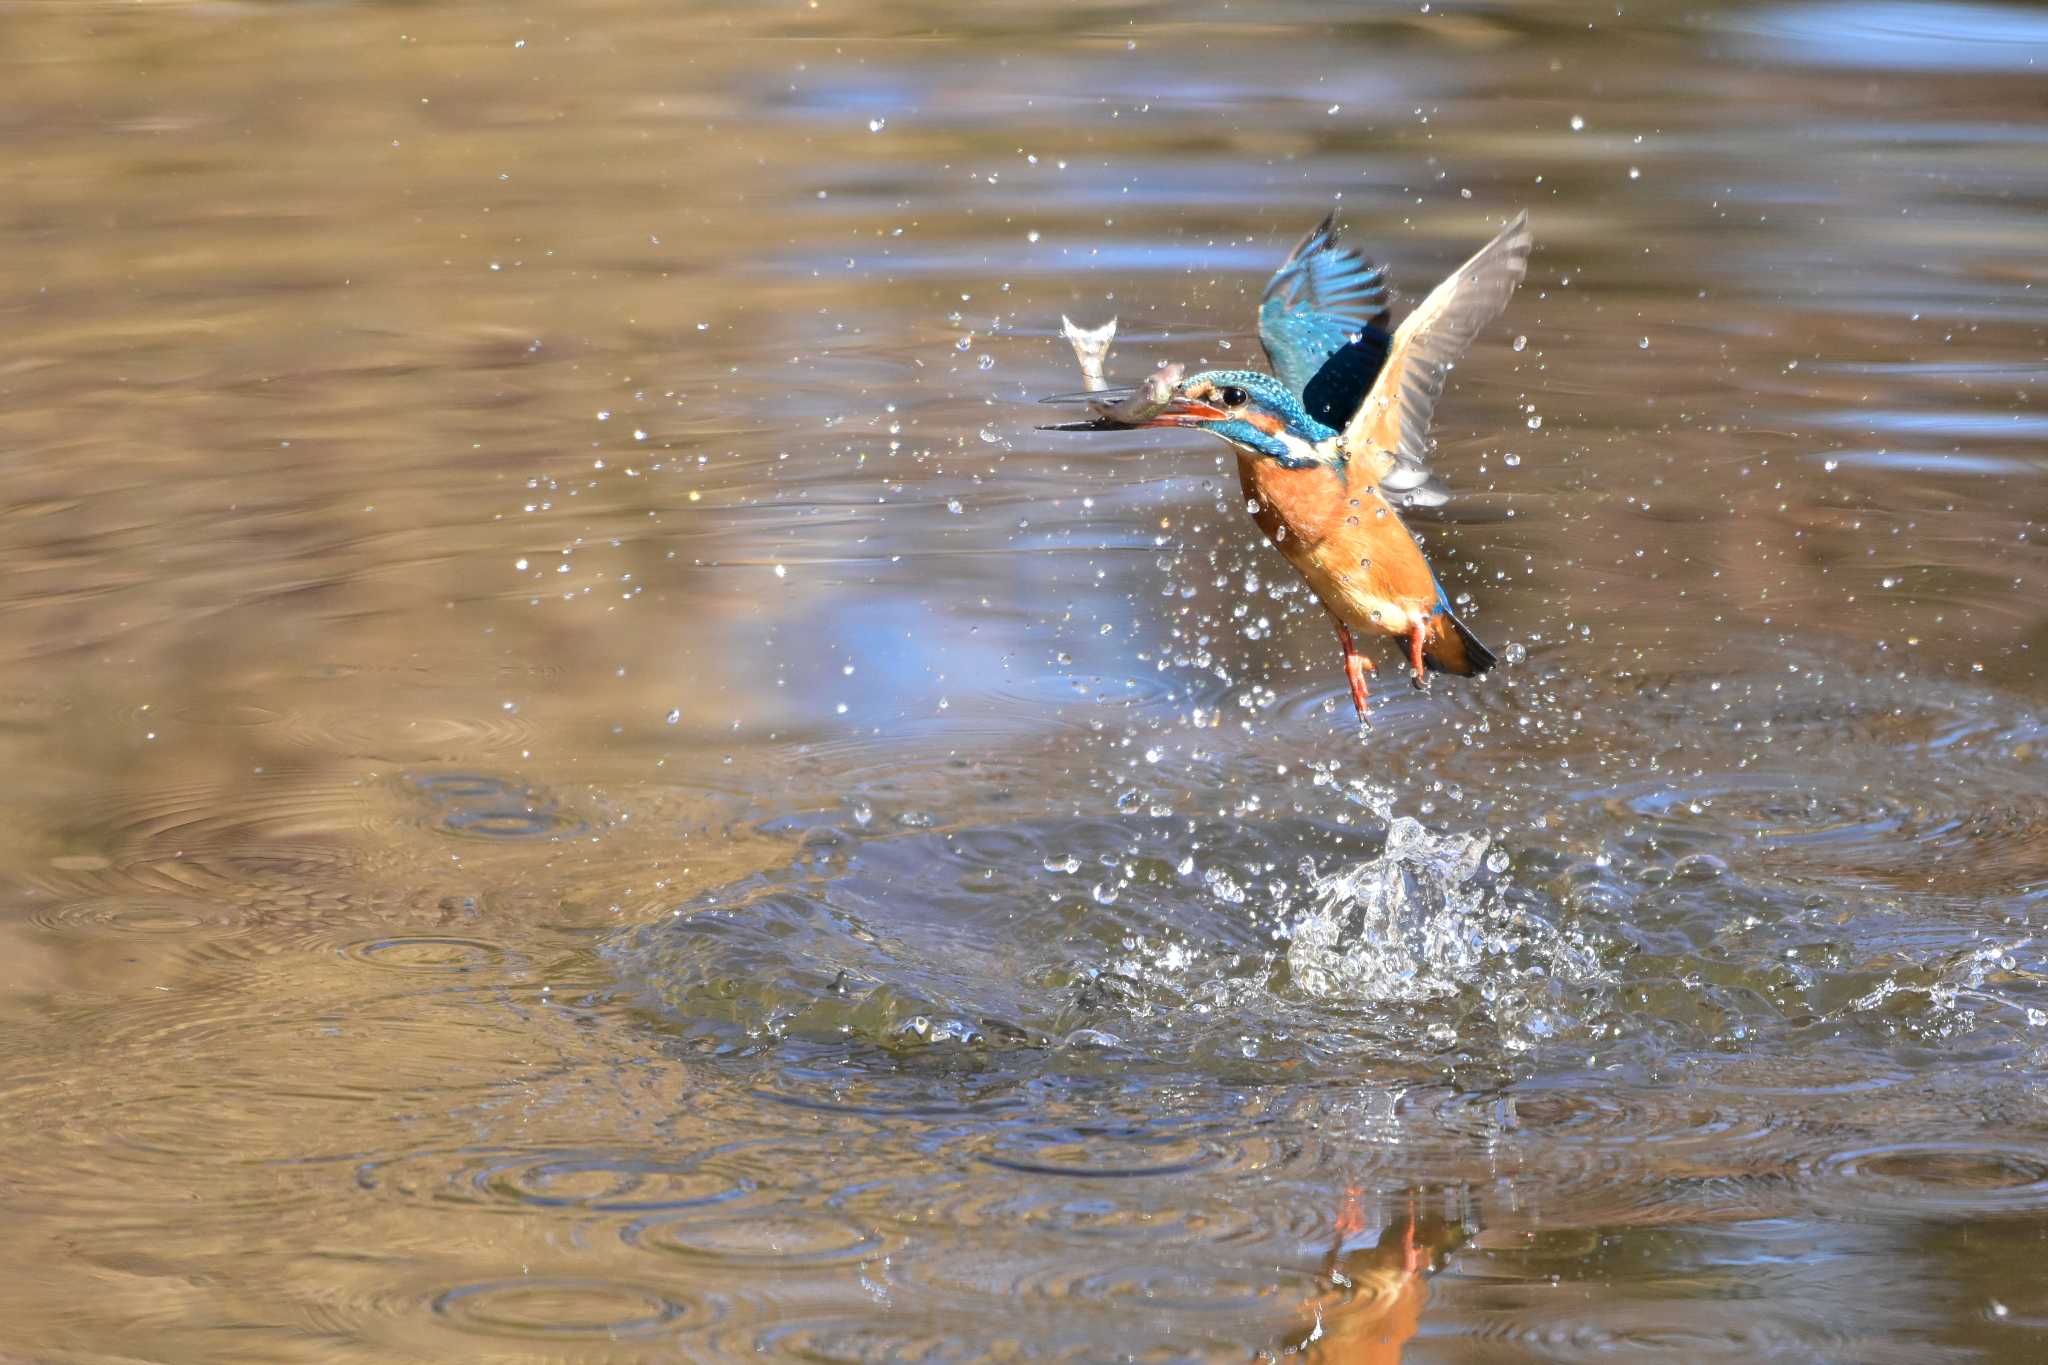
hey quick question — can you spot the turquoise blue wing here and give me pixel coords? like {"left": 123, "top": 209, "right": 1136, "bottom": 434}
{"left": 1257, "top": 213, "right": 1393, "bottom": 427}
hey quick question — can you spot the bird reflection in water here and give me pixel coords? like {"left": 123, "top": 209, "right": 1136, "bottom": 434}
{"left": 1267, "top": 1187, "right": 1471, "bottom": 1364}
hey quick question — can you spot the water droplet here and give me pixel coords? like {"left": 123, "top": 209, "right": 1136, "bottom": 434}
{"left": 664, "top": 708, "right": 681, "bottom": 725}
{"left": 774, "top": 563, "right": 788, "bottom": 579}
{"left": 1881, "top": 576, "right": 1899, "bottom": 589}
{"left": 1570, "top": 114, "right": 1585, "bottom": 131}
{"left": 1824, "top": 458, "right": 1840, "bottom": 472}
{"left": 1503, "top": 452, "right": 1521, "bottom": 467}
{"left": 1026, "top": 230, "right": 1041, "bottom": 243}
{"left": 946, "top": 498, "right": 963, "bottom": 515}
{"left": 867, "top": 117, "right": 886, "bottom": 133}
{"left": 1628, "top": 166, "right": 1641, "bottom": 180}
{"left": 1512, "top": 334, "right": 1527, "bottom": 352}
{"left": 1638, "top": 336, "right": 1649, "bottom": 349}
{"left": 977, "top": 353, "right": 995, "bottom": 371}
{"left": 1503, "top": 641, "right": 1528, "bottom": 665}
{"left": 1526, "top": 415, "right": 1542, "bottom": 430}
{"left": 514, "top": 558, "right": 528, "bottom": 571}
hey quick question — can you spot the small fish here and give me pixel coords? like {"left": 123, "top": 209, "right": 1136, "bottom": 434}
{"left": 1058, "top": 314, "right": 1117, "bottom": 392}
{"left": 1042, "top": 212, "right": 1532, "bottom": 723}
{"left": 1052, "top": 315, "right": 1183, "bottom": 427}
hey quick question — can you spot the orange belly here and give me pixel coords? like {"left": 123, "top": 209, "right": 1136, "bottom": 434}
{"left": 1235, "top": 453, "right": 1440, "bottom": 641}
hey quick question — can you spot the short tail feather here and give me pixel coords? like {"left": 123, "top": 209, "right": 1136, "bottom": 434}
{"left": 1425, "top": 607, "right": 1496, "bottom": 677}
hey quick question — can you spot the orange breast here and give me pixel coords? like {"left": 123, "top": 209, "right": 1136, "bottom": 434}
{"left": 1235, "top": 454, "right": 1440, "bottom": 638}
{"left": 1235, "top": 453, "right": 1349, "bottom": 551}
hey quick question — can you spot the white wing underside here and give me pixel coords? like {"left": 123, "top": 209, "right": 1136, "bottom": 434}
{"left": 1339, "top": 213, "right": 1532, "bottom": 490}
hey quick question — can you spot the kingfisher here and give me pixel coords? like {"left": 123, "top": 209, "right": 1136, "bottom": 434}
{"left": 1041, "top": 212, "right": 1531, "bottom": 722}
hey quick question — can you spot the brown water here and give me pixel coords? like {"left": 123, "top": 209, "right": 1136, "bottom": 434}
{"left": 2, "top": 0, "right": 2046, "bottom": 1360}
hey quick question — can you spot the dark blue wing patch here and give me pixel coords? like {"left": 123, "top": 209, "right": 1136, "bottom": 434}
{"left": 1257, "top": 212, "right": 1393, "bottom": 424}
{"left": 1298, "top": 323, "right": 1392, "bottom": 431}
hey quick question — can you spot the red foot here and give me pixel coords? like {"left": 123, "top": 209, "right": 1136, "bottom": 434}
{"left": 1396, "top": 1193, "right": 1427, "bottom": 1273}
{"left": 1400, "top": 1219, "right": 1426, "bottom": 1274}
{"left": 1335, "top": 622, "right": 1375, "bottom": 722}
{"left": 1335, "top": 1184, "right": 1368, "bottom": 1239}
{"left": 1405, "top": 621, "right": 1429, "bottom": 690}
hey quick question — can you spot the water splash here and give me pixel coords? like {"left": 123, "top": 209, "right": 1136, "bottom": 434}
{"left": 1285, "top": 812, "right": 1495, "bottom": 1004}
{"left": 610, "top": 787, "right": 1615, "bottom": 1077}
{"left": 1280, "top": 785, "right": 1609, "bottom": 1057}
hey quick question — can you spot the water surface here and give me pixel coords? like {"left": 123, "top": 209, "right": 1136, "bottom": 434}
{"left": 1, "top": 0, "right": 2045, "bottom": 1360}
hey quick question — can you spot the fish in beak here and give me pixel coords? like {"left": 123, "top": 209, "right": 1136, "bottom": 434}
{"left": 1037, "top": 363, "right": 1217, "bottom": 430}
{"left": 1036, "top": 386, "right": 1224, "bottom": 430}
{"left": 1038, "top": 316, "right": 1199, "bottom": 429}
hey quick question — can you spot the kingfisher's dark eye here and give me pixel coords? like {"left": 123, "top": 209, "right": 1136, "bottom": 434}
{"left": 1217, "top": 385, "right": 1250, "bottom": 407}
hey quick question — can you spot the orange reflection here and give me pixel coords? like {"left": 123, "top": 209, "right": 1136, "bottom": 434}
{"left": 1277, "top": 1187, "right": 1468, "bottom": 1364}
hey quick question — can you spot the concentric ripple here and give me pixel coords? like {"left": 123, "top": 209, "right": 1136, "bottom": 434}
{"left": 623, "top": 1209, "right": 888, "bottom": 1267}
{"left": 729, "top": 1312, "right": 1242, "bottom": 1362}
{"left": 402, "top": 771, "right": 586, "bottom": 841}
{"left": 835, "top": 1173, "right": 1272, "bottom": 1251}
{"left": 0, "top": 1080, "right": 344, "bottom": 1231}
{"left": 1608, "top": 771, "right": 2048, "bottom": 898}
{"left": 429, "top": 1276, "right": 694, "bottom": 1340}
{"left": 359, "top": 1146, "right": 757, "bottom": 1215}
{"left": 335, "top": 934, "right": 516, "bottom": 974}
{"left": 1452, "top": 1301, "right": 1864, "bottom": 1363}
{"left": 353, "top": 1135, "right": 865, "bottom": 1217}
{"left": 24, "top": 770, "right": 388, "bottom": 907}
{"left": 1803, "top": 1140, "right": 2048, "bottom": 1218}
{"left": 277, "top": 706, "right": 539, "bottom": 758}
{"left": 26, "top": 894, "right": 267, "bottom": 942}
{"left": 1428, "top": 1078, "right": 1797, "bottom": 1156}
{"left": 883, "top": 1245, "right": 1326, "bottom": 1320}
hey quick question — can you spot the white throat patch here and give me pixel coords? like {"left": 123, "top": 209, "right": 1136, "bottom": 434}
{"left": 1283, "top": 431, "right": 1333, "bottom": 466}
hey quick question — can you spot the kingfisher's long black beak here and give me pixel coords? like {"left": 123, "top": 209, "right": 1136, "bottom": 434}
{"left": 1038, "top": 417, "right": 1137, "bottom": 431}
{"left": 1036, "top": 386, "right": 1143, "bottom": 431}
